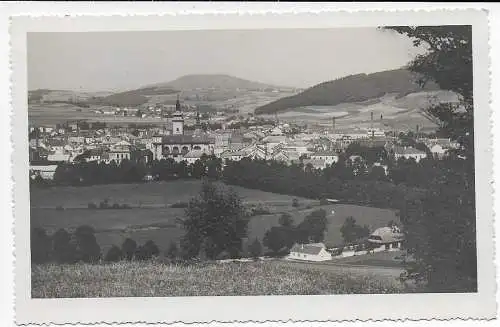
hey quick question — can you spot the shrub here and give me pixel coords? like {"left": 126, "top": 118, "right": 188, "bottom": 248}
{"left": 166, "top": 241, "right": 179, "bottom": 260}
{"left": 52, "top": 228, "right": 77, "bottom": 264}
{"left": 248, "top": 238, "right": 262, "bottom": 259}
{"left": 135, "top": 240, "right": 160, "bottom": 261}
{"left": 105, "top": 245, "right": 123, "bottom": 262}
{"left": 74, "top": 225, "right": 101, "bottom": 263}
{"left": 121, "top": 238, "right": 137, "bottom": 261}
{"left": 87, "top": 202, "right": 97, "bottom": 209}
{"left": 31, "top": 227, "right": 51, "bottom": 264}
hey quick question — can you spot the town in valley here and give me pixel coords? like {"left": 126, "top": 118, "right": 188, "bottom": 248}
{"left": 28, "top": 27, "right": 476, "bottom": 297}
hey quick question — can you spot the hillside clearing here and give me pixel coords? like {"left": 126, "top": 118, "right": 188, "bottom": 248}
{"left": 30, "top": 180, "right": 399, "bottom": 253}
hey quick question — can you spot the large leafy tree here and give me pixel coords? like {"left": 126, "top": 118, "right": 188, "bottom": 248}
{"left": 384, "top": 26, "right": 473, "bottom": 157}
{"left": 180, "top": 180, "right": 248, "bottom": 260}
{"left": 384, "top": 26, "right": 476, "bottom": 291}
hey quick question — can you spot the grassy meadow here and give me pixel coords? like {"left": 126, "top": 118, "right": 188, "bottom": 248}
{"left": 31, "top": 260, "right": 406, "bottom": 298}
{"left": 30, "top": 180, "right": 399, "bottom": 254}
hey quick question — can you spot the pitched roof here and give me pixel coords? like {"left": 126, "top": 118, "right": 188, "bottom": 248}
{"left": 262, "top": 135, "right": 286, "bottom": 143}
{"left": 290, "top": 243, "right": 326, "bottom": 255}
{"left": 368, "top": 227, "right": 405, "bottom": 244}
{"left": 393, "top": 146, "right": 426, "bottom": 155}
{"left": 158, "top": 134, "right": 214, "bottom": 145}
{"left": 311, "top": 151, "right": 339, "bottom": 157}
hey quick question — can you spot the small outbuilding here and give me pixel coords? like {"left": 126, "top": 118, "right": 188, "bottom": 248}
{"left": 288, "top": 242, "right": 332, "bottom": 262}
{"left": 368, "top": 226, "right": 405, "bottom": 251}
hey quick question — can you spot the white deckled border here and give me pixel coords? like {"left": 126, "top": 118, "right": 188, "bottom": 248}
{"left": 8, "top": 8, "right": 495, "bottom": 325}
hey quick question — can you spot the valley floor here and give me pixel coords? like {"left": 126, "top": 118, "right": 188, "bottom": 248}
{"left": 31, "top": 259, "right": 414, "bottom": 298}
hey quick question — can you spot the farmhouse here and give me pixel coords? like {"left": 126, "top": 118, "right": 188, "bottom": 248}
{"left": 288, "top": 243, "right": 332, "bottom": 262}
{"left": 392, "top": 146, "right": 427, "bottom": 163}
{"left": 30, "top": 164, "right": 58, "bottom": 180}
{"left": 310, "top": 151, "right": 339, "bottom": 166}
{"left": 183, "top": 149, "right": 209, "bottom": 165}
{"left": 368, "top": 226, "right": 405, "bottom": 251}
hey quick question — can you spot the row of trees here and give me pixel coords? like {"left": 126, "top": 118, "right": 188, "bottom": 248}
{"left": 262, "top": 210, "right": 328, "bottom": 255}
{"left": 31, "top": 225, "right": 160, "bottom": 264}
{"left": 40, "top": 155, "right": 223, "bottom": 187}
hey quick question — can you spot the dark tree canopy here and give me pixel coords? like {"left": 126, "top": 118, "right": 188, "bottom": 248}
{"left": 121, "top": 238, "right": 137, "bottom": 261}
{"left": 385, "top": 25, "right": 476, "bottom": 291}
{"left": 181, "top": 180, "right": 248, "bottom": 260}
{"left": 105, "top": 245, "right": 123, "bottom": 262}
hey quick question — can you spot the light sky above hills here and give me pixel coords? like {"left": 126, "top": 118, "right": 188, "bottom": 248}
{"left": 27, "top": 28, "right": 426, "bottom": 92}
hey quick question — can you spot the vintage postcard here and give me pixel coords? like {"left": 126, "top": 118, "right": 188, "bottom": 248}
{"left": 11, "top": 8, "right": 495, "bottom": 325}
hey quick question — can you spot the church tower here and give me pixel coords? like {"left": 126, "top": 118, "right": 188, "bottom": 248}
{"left": 172, "top": 94, "right": 184, "bottom": 135}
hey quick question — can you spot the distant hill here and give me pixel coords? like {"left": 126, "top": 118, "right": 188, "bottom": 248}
{"left": 85, "top": 86, "right": 179, "bottom": 107}
{"left": 147, "top": 74, "right": 288, "bottom": 91}
{"left": 254, "top": 69, "right": 440, "bottom": 115}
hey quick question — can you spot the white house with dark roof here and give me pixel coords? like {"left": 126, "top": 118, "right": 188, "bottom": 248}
{"left": 302, "top": 158, "right": 327, "bottom": 170}
{"left": 183, "top": 149, "right": 209, "bottom": 165}
{"left": 368, "top": 226, "right": 405, "bottom": 251}
{"left": 288, "top": 243, "right": 332, "bottom": 262}
{"left": 310, "top": 151, "right": 339, "bottom": 166}
{"left": 392, "top": 146, "right": 427, "bottom": 163}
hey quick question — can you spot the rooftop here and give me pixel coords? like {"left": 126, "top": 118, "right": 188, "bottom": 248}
{"left": 368, "top": 227, "right": 405, "bottom": 244}
{"left": 158, "top": 134, "right": 215, "bottom": 145}
{"left": 290, "top": 243, "right": 326, "bottom": 255}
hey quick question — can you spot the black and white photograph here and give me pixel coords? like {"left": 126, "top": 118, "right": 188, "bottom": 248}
{"left": 10, "top": 8, "right": 495, "bottom": 324}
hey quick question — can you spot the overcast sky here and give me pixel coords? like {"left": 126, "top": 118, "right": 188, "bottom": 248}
{"left": 27, "top": 28, "right": 425, "bottom": 92}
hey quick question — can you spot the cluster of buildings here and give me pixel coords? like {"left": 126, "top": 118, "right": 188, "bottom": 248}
{"left": 288, "top": 225, "right": 405, "bottom": 262}
{"left": 29, "top": 97, "right": 461, "bottom": 181}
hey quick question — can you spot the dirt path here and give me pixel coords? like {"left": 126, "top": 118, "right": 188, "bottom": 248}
{"left": 281, "top": 260, "right": 404, "bottom": 280}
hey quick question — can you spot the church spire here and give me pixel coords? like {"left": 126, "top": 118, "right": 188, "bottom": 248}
{"left": 176, "top": 94, "right": 181, "bottom": 112}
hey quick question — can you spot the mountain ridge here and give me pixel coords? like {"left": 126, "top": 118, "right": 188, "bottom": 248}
{"left": 254, "top": 69, "right": 440, "bottom": 115}
{"left": 145, "top": 74, "right": 292, "bottom": 91}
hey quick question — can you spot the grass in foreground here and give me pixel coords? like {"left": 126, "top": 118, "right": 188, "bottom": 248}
{"left": 32, "top": 260, "right": 408, "bottom": 298}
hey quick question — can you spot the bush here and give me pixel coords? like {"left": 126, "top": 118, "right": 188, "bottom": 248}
{"left": 248, "top": 238, "right": 262, "bottom": 259}
{"left": 121, "top": 238, "right": 137, "bottom": 261}
{"left": 166, "top": 241, "right": 179, "bottom": 260}
{"left": 52, "top": 228, "right": 76, "bottom": 264}
{"left": 74, "top": 225, "right": 101, "bottom": 263}
{"left": 31, "top": 227, "right": 51, "bottom": 264}
{"left": 87, "top": 202, "right": 97, "bottom": 209}
{"left": 105, "top": 245, "right": 123, "bottom": 262}
{"left": 135, "top": 240, "right": 160, "bottom": 261}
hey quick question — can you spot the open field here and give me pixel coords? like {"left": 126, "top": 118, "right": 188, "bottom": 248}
{"left": 30, "top": 180, "right": 399, "bottom": 253}
{"left": 31, "top": 260, "right": 409, "bottom": 298}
